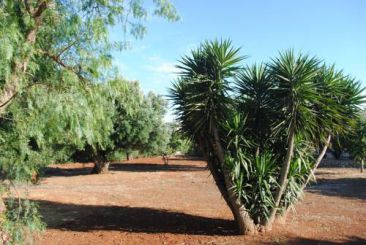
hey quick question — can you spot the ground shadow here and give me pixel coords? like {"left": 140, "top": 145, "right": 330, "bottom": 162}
{"left": 109, "top": 163, "right": 206, "bottom": 172}
{"left": 283, "top": 236, "right": 366, "bottom": 245}
{"left": 33, "top": 199, "right": 236, "bottom": 235}
{"left": 307, "top": 177, "right": 366, "bottom": 200}
{"left": 165, "top": 156, "right": 204, "bottom": 161}
{"left": 42, "top": 166, "right": 93, "bottom": 177}
{"left": 41, "top": 162, "right": 207, "bottom": 178}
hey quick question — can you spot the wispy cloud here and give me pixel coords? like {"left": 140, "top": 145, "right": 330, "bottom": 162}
{"left": 145, "top": 56, "right": 179, "bottom": 76}
{"left": 151, "top": 62, "right": 179, "bottom": 74}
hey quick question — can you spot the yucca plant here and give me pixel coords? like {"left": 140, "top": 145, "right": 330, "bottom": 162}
{"left": 170, "top": 39, "right": 364, "bottom": 234}
{"left": 263, "top": 51, "right": 322, "bottom": 227}
{"left": 170, "top": 40, "right": 257, "bottom": 234}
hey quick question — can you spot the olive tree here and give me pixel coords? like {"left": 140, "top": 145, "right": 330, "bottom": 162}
{"left": 348, "top": 115, "right": 366, "bottom": 173}
{"left": 73, "top": 79, "right": 171, "bottom": 173}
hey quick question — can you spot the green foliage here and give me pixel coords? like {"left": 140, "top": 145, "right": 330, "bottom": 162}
{"left": 172, "top": 39, "right": 244, "bottom": 136}
{"left": 0, "top": 80, "right": 116, "bottom": 180}
{"left": 281, "top": 140, "right": 314, "bottom": 209}
{"left": 0, "top": 0, "right": 179, "bottom": 177}
{"left": 0, "top": 183, "right": 44, "bottom": 245}
{"left": 71, "top": 79, "right": 171, "bottom": 164}
{"left": 0, "top": 0, "right": 180, "bottom": 89}
{"left": 348, "top": 114, "right": 366, "bottom": 163}
{"left": 2, "top": 197, "right": 45, "bottom": 245}
{"left": 166, "top": 123, "right": 194, "bottom": 154}
{"left": 226, "top": 152, "right": 278, "bottom": 224}
{"left": 0, "top": 74, "right": 171, "bottom": 178}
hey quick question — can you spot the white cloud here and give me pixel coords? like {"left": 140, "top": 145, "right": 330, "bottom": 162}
{"left": 145, "top": 56, "right": 179, "bottom": 77}
{"left": 152, "top": 62, "right": 179, "bottom": 74}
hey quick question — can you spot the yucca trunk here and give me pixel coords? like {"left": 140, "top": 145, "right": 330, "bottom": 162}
{"left": 303, "top": 134, "right": 331, "bottom": 187}
{"left": 265, "top": 124, "right": 296, "bottom": 229}
{"left": 275, "top": 134, "right": 332, "bottom": 225}
{"left": 203, "top": 122, "right": 256, "bottom": 235}
{"left": 221, "top": 167, "right": 256, "bottom": 234}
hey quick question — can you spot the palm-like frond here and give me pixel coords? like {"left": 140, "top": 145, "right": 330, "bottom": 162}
{"left": 177, "top": 39, "right": 245, "bottom": 80}
{"left": 268, "top": 50, "right": 321, "bottom": 139}
{"left": 169, "top": 39, "right": 246, "bottom": 137}
{"left": 235, "top": 64, "right": 274, "bottom": 148}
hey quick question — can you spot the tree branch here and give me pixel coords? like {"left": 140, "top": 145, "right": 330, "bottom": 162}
{"left": 33, "top": 0, "right": 48, "bottom": 18}
{"left": 0, "top": 82, "right": 52, "bottom": 110}
{"left": 303, "top": 134, "right": 332, "bottom": 188}
{"left": 24, "top": 0, "right": 32, "bottom": 14}
{"left": 56, "top": 40, "right": 79, "bottom": 58}
{"left": 40, "top": 50, "right": 90, "bottom": 84}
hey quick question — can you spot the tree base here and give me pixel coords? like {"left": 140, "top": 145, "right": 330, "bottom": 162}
{"left": 92, "top": 162, "right": 110, "bottom": 174}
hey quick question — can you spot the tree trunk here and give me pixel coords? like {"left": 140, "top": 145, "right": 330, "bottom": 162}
{"left": 92, "top": 161, "right": 110, "bottom": 174}
{"left": 0, "top": 183, "right": 7, "bottom": 239}
{"left": 361, "top": 159, "right": 364, "bottom": 173}
{"left": 275, "top": 208, "right": 290, "bottom": 224}
{"left": 303, "top": 134, "right": 331, "bottom": 188}
{"left": 275, "top": 135, "right": 332, "bottom": 226}
{"left": 126, "top": 152, "right": 130, "bottom": 161}
{"left": 0, "top": 197, "right": 5, "bottom": 215}
{"left": 31, "top": 171, "right": 39, "bottom": 184}
{"left": 208, "top": 123, "right": 256, "bottom": 234}
{"left": 265, "top": 124, "right": 296, "bottom": 229}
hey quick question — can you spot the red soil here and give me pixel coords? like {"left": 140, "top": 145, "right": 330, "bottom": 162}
{"left": 19, "top": 157, "right": 365, "bottom": 244}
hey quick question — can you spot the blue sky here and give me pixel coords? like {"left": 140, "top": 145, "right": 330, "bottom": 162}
{"left": 111, "top": 0, "right": 366, "bottom": 121}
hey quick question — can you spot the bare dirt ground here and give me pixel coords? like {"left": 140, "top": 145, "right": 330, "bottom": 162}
{"left": 19, "top": 157, "right": 365, "bottom": 244}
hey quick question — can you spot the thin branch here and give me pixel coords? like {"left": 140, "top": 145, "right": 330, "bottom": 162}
{"left": 0, "top": 82, "right": 52, "bottom": 110}
{"left": 56, "top": 39, "right": 79, "bottom": 58}
{"left": 41, "top": 50, "right": 90, "bottom": 84}
{"left": 24, "top": 0, "right": 32, "bottom": 14}
{"left": 0, "top": 92, "right": 17, "bottom": 109}
{"left": 33, "top": 0, "right": 48, "bottom": 18}
{"left": 303, "top": 134, "right": 332, "bottom": 188}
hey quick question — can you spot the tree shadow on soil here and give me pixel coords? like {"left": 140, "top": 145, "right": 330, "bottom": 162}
{"left": 42, "top": 162, "right": 206, "bottom": 177}
{"left": 42, "top": 166, "right": 94, "bottom": 177}
{"left": 307, "top": 177, "right": 366, "bottom": 200}
{"left": 109, "top": 163, "right": 206, "bottom": 172}
{"left": 283, "top": 236, "right": 366, "bottom": 245}
{"left": 165, "top": 156, "right": 205, "bottom": 161}
{"left": 33, "top": 199, "right": 236, "bottom": 235}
